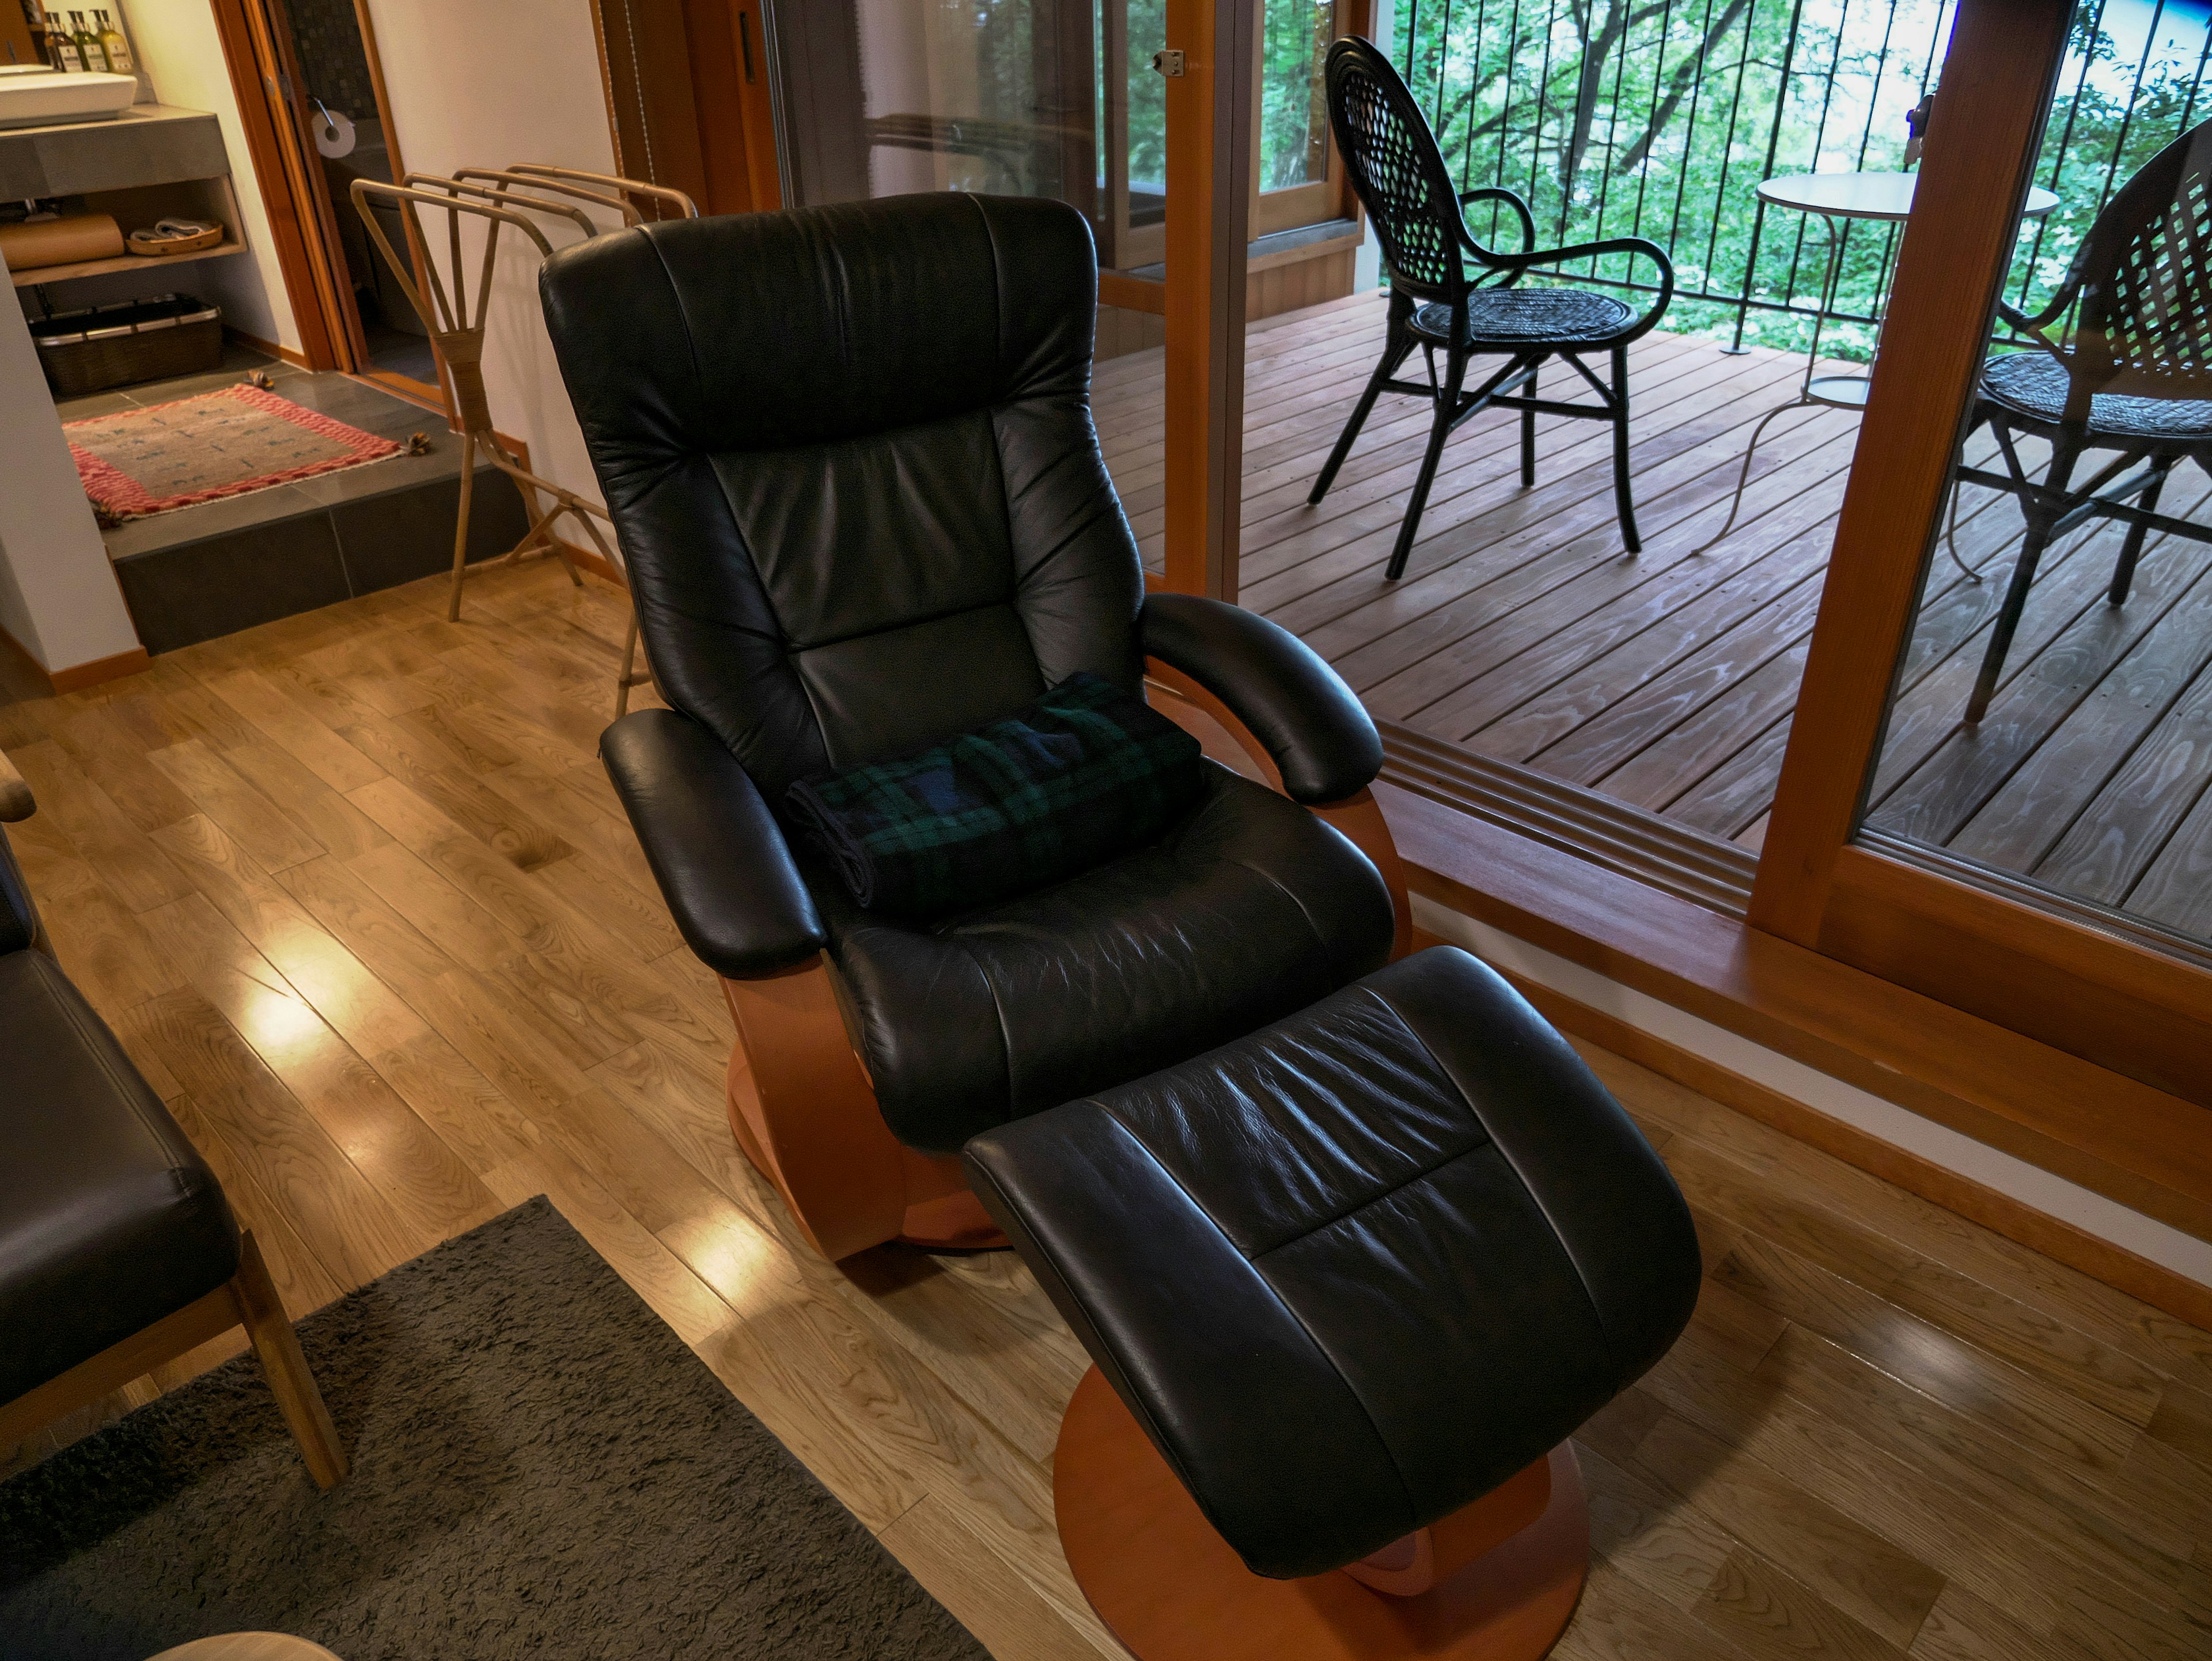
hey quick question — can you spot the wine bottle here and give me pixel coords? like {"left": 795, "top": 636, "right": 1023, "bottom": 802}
{"left": 94, "top": 9, "right": 129, "bottom": 74}
{"left": 69, "top": 9, "right": 107, "bottom": 72}
{"left": 43, "top": 11, "right": 83, "bottom": 70}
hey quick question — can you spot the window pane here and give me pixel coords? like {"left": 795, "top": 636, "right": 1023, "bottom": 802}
{"left": 1259, "top": 0, "right": 1331, "bottom": 194}
{"left": 1855, "top": 81, "right": 2212, "bottom": 963}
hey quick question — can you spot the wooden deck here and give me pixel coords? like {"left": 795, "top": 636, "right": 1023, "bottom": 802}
{"left": 1096, "top": 291, "right": 2212, "bottom": 946}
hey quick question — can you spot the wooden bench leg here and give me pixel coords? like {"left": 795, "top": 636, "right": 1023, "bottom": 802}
{"left": 231, "top": 1233, "right": 347, "bottom": 1489}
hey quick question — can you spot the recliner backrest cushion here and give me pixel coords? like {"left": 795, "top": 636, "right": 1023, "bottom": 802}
{"left": 540, "top": 193, "right": 1145, "bottom": 798}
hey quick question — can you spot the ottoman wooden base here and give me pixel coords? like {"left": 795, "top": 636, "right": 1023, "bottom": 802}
{"left": 1055, "top": 1368, "right": 1589, "bottom": 1661}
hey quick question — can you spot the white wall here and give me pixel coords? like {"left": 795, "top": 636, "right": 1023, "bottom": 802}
{"left": 363, "top": 0, "right": 622, "bottom": 523}
{"left": 0, "top": 290, "right": 143, "bottom": 672}
{"left": 120, "top": 0, "right": 297, "bottom": 349}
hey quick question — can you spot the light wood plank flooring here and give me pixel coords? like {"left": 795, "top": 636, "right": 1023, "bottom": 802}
{"left": 1096, "top": 293, "right": 2212, "bottom": 944}
{"left": 2, "top": 559, "right": 2209, "bottom": 1661}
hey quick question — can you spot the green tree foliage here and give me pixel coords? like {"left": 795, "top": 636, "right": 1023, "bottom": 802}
{"left": 1381, "top": 0, "right": 2211, "bottom": 357}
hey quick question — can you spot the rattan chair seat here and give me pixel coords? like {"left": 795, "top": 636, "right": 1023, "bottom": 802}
{"left": 1414, "top": 287, "right": 1634, "bottom": 346}
{"left": 1981, "top": 350, "right": 2212, "bottom": 440}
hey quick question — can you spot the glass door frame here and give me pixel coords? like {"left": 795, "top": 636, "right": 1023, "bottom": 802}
{"left": 1748, "top": 0, "right": 2212, "bottom": 1107}
{"left": 1248, "top": 0, "right": 1349, "bottom": 237}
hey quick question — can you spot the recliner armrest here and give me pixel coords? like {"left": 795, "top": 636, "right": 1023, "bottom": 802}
{"left": 1141, "top": 592, "right": 1382, "bottom": 804}
{"left": 600, "top": 710, "right": 827, "bottom": 979}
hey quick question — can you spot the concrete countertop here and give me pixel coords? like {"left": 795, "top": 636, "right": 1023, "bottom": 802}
{"left": 0, "top": 104, "right": 229, "bottom": 200}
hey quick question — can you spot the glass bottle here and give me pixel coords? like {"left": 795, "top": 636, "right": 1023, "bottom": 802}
{"left": 69, "top": 10, "right": 107, "bottom": 72}
{"left": 44, "top": 11, "right": 84, "bottom": 71}
{"left": 94, "top": 9, "right": 129, "bottom": 74}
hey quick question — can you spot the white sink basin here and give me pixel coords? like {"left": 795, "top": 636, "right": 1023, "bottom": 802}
{"left": 0, "top": 69, "right": 138, "bottom": 131}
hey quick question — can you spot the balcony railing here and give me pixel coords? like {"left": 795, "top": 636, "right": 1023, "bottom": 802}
{"left": 1391, "top": 0, "right": 2212, "bottom": 357}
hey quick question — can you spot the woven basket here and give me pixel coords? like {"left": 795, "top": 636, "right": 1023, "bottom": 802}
{"left": 33, "top": 294, "right": 223, "bottom": 398}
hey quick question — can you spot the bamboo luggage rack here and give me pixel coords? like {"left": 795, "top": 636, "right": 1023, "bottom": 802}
{"left": 349, "top": 167, "right": 698, "bottom": 715}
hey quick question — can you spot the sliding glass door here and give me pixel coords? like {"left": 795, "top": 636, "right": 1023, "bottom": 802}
{"left": 1752, "top": 0, "right": 2212, "bottom": 1104}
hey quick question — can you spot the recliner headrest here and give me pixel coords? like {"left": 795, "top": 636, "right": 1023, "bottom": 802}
{"left": 540, "top": 192, "right": 1100, "bottom": 461}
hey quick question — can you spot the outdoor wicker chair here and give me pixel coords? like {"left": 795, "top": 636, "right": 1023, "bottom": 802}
{"left": 1959, "top": 119, "right": 2212, "bottom": 722}
{"left": 1309, "top": 36, "right": 1675, "bottom": 581}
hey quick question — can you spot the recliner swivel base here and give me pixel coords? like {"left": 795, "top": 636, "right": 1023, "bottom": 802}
{"left": 1056, "top": 1366, "right": 1588, "bottom": 1661}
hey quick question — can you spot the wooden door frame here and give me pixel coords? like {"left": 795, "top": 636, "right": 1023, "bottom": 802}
{"left": 1747, "top": 0, "right": 2212, "bottom": 1106}
{"left": 254, "top": 0, "right": 371, "bottom": 369}
{"left": 210, "top": 0, "right": 346, "bottom": 370}
{"left": 210, "top": 0, "right": 452, "bottom": 411}
{"left": 590, "top": 0, "right": 782, "bottom": 216}
{"left": 1162, "top": 0, "right": 1257, "bottom": 602}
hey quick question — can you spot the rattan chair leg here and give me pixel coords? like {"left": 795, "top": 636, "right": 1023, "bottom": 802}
{"left": 1969, "top": 437, "right": 2078, "bottom": 722}
{"left": 1387, "top": 347, "right": 1468, "bottom": 581}
{"left": 2109, "top": 456, "right": 2172, "bottom": 605}
{"left": 1521, "top": 362, "right": 1538, "bottom": 488}
{"left": 1611, "top": 345, "right": 1641, "bottom": 554}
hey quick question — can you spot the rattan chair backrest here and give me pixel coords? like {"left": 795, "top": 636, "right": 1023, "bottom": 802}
{"left": 1323, "top": 36, "right": 1469, "bottom": 307}
{"left": 2050, "top": 119, "right": 2212, "bottom": 409}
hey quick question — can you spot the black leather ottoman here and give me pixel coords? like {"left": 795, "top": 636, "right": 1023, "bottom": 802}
{"left": 963, "top": 945, "right": 1700, "bottom": 1661}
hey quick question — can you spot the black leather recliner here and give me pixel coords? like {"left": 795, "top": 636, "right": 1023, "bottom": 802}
{"left": 539, "top": 192, "right": 1408, "bottom": 1259}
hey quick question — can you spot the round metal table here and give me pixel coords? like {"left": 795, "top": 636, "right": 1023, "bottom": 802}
{"left": 1698, "top": 170, "right": 2061, "bottom": 551}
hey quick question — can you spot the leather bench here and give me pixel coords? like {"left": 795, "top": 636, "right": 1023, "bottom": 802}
{"left": 964, "top": 945, "right": 1701, "bottom": 1661}
{"left": 0, "top": 755, "right": 344, "bottom": 1486}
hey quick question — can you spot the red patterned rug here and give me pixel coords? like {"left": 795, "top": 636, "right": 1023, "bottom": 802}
{"left": 66, "top": 384, "right": 404, "bottom": 524}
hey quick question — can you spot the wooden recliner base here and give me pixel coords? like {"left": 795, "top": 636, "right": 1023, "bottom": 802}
{"left": 1053, "top": 1367, "right": 1589, "bottom": 1661}
{"left": 716, "top": 673, "right": 1419, "bottom": 1265}
{"left": 0, "top": 1232, "right": 347, "bottom": 1489}
{"left": 720, "top": 965, "right": 1006, "bottom": 1261}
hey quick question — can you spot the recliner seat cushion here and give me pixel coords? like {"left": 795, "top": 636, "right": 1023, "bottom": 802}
{"left": 0, "top": 949, "right": 240, "bottom": 1404}
{"left": 820, "top": 765, "right": 1395, "bottom": 1151}
{"left": 963, "top": 946, "right": 1701, "bottom": 1579}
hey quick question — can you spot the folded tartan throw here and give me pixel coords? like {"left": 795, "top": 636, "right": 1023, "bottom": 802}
{"left": 785, "top": 672, "right": 1206, "bottom": 915}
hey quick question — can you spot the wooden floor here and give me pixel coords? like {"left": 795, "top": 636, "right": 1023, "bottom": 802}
{"left": 3, "top": 559, "right": 2211, "bottom": 1661}
{"left": 1096, "top": 293, "right": 2212, "bottom": 943}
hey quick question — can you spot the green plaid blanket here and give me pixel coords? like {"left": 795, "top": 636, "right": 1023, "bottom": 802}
{"left": 785, "top": 672, "right": 1205, "bottom": 916}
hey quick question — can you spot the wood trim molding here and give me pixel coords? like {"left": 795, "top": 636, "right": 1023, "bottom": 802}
{"left": 0, "top": 626, "right": 148, "bottom": 695}
{"left": 48, "top": 648, "right": 151, "bottom": 694}
{"left": 1750, "top": 0, "right": 2073, "bottom": 941}
{"left": 1383, "top": 782, "right": 2212, "bottom": 1251}
{"left": 1446, "top": 939, "right": 2212, "bottom": 1332}
{"left": 1823, "top": 844, "right": 2212, "bottom": 1105}
{"left": 1099, "top": 270, "right": 1168, "bottom": 315}
{"left": 222, "top": 327, "right": 311, "bottom": 370}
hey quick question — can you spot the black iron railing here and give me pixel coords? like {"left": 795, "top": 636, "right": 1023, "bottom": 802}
{"left": 1391, "top": 0, "right": 2212, "bottom": 357}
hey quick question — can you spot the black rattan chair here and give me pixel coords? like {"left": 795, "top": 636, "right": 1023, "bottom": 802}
{"left": 1958, "top": 119, "right": 2212, "bottom": 722}
{"left": 1310, "top": 37, "right": 1674, "bottom": 581}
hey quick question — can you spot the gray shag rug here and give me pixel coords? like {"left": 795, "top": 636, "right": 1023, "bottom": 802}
{"left": 0, "top": 1198, "right": 988, "bottom": 1661}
